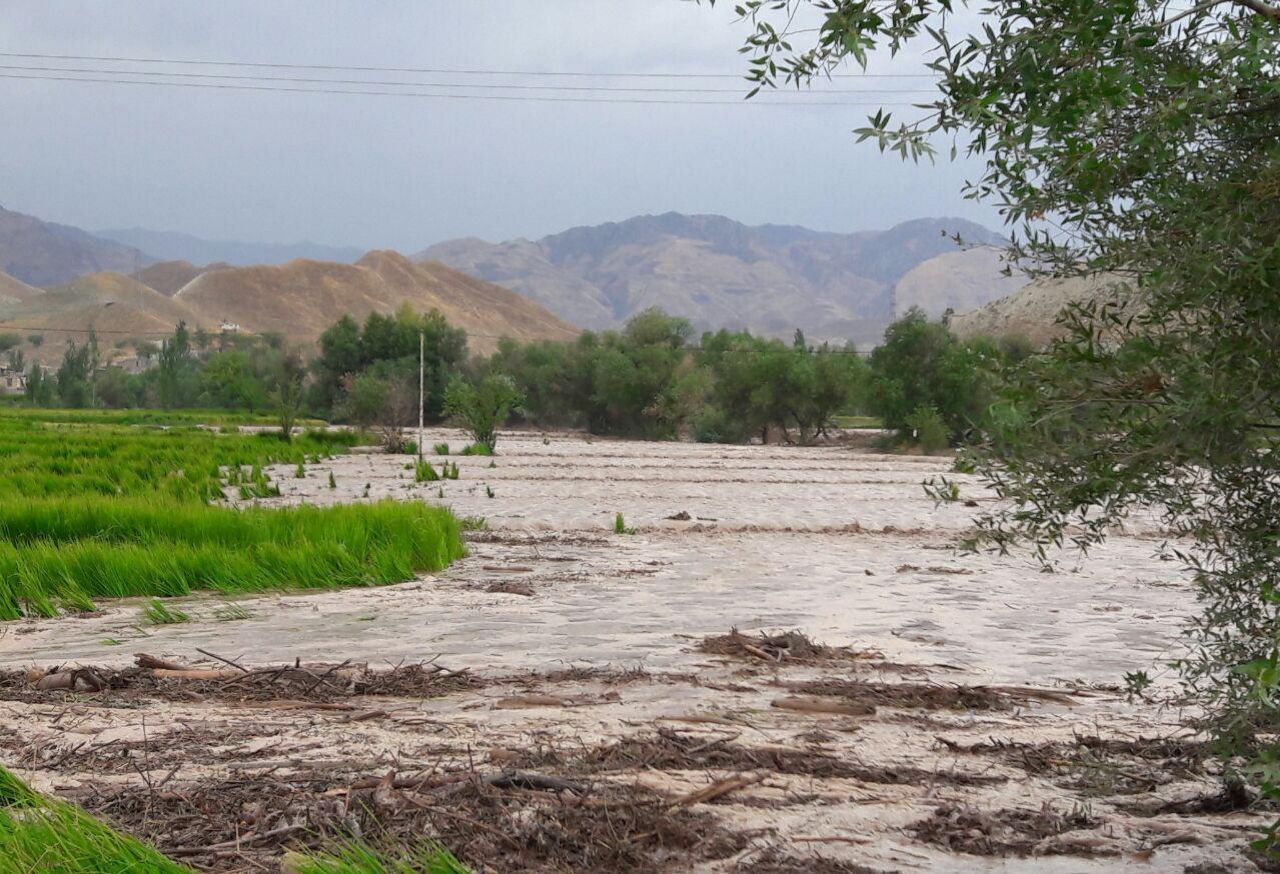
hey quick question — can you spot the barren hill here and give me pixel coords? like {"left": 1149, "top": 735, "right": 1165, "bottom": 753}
{"left": 948, "top": 274, "right": 1133, "bottom": 346}
{"left": 893, "top": 247, "right": 1027, "bottom": 318}
{"left": 419, "top": 213, "right": 1014, "bottom": 346}
{"left": 137, "top": 260, "right": 230, "bottom": 296}
{"left": 0, "top": 272, "right": 200, "bottom": 362}
{"left": 174, "top": 251, "right": 578, "bottom": 353}
{"left": 0, "top": 271, "right": 42, "bottom": 306}
{"left": 0, "top": 205, "right": 153, "bottom": 287}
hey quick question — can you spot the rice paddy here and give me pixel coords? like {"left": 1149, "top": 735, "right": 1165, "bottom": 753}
{"left": 0, "top": 410, "right": 466, "bottom": 619}
{"left": 0, "top": 767, "right": 193, "bottom": 873}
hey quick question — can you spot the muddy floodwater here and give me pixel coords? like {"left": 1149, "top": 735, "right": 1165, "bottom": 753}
{"left": 0, "top": 430, "right": 1265, "bottom": 873}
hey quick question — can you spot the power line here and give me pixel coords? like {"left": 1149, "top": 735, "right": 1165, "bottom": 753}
{"left": 0, "top": 51, "right": 938, "bottom": 80}
{"left": 0, "top": 63, "right": 938, "bottom": 95}
{"left": 0, "top": 72, "right": 934, "bottom": 107}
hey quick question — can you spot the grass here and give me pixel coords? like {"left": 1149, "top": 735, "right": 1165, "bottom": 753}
{"left": 0, "top": 411, "right": 466, "bottom": 620}
{"left": 0, "top": 767, "right": 193, "bottom": 872}
{"left": 460, "top": 443, "right": 493, "bottom": 457}
{"left": 141, "top": 599, "right": 189, "bottom": 625}
{"left": 289, "top": 841, "right": 471, "bottom": 873}
{"left": 0, "top": 498, "right": 465, "bottom": 619}
{"left": 213, "top": 603, "right": 253, "bottom": 621}
{"left": 614, "top": 512, "right": 636, "bottom": 535}
{"left": 0, "top": 767, "right": 470, "bottom": 873}
{"left": 415, "top": 460, "right": 440, "bottom": 482}
{"left": 433, "top": 442, "right": 450, "bottom": 456}
{"left": 0, "top": 407, "right": 326, "bottom": 428}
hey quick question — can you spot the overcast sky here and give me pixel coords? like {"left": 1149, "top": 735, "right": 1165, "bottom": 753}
{"left": 1, "top": 1, "right": 997, "bottom": 252}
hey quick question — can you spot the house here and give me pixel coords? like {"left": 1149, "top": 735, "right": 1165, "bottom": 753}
{"left": 0, "top": 366, "right": 26, "bottom": 397}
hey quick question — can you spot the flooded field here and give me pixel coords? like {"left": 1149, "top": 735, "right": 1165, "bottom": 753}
{"left": 0, "top": 430, "right": 1263, "bottom": 872}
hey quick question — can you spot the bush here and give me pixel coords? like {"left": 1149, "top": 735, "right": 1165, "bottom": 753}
{"left": 415, "top": 460, "right": 440, "bottom": 482}
{"left": 460, "top": 443, "right": 493, "bottom": 456}
{"left": 905, "top": 405, "right": 951, "bottom": 454}
{"left": 433, "top": 442, "right": 450, "bottom": 456}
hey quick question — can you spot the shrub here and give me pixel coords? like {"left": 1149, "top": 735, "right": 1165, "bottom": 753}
{"left": 415, "top": 460, "right": 439, "bottom": 482}
{"left": 905, "top": 405, "right": 951, "bottom": 454}
{"left": 434, "top": 442, "right": 450, "bottom": 456}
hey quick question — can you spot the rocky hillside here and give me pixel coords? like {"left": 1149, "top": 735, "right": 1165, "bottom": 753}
{"left": 0, "top": 206, "right": 153, "bottom": 287}
{"left": 948, "top": 274, "right": 1135, "bottom": 346}
{"left": 419, "top": 213, "right": 1016, "bottom": 345}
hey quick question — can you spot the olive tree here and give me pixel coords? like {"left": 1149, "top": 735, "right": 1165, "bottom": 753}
{"left": 705, "top": 0, "right": 1280, "bottom": 798}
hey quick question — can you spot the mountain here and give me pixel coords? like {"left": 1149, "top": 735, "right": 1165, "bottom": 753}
{"left": 96, "top": 227, "right": 364, "bottom": 267}
{"left": 418, "top": 213, "right": 1015, "bottom": 345}
{"left": 893, "top": 247, "right": 1026, "bottom": 319}
{"left": 173, "top": 251, "right": 578, "bottom": 354}
{"left": 0, "top": 205, "right": 153, "bottom": 287}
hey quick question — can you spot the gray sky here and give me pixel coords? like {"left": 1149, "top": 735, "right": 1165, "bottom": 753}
{"left": 0, "top": 1, "right": 997, "bottom": 252}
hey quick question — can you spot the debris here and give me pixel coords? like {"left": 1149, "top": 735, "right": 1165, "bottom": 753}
{"left": 771, "top": 696, "right": 877, "bottom": 717}
{"left": 667, "top": 511, "right": 693, "bottom": 521}
{"left": 698, "top": 628, "right": 879, "bottom": 664}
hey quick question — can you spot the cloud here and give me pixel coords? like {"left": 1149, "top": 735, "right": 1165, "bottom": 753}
{"left": 0, "top": 0, "right": 997, "bottom": 250}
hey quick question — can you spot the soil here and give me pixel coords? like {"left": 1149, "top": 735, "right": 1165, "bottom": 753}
{"left": 0, "top": 429, "right": 1268, "bottom": 873}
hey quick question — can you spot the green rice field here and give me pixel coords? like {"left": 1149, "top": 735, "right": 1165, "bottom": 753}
{"left": 0, "top": 410, "right": 465, "bottom": 619}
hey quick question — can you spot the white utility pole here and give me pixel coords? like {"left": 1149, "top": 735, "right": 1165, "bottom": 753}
{"left": 418, "top": 331, "right": 425, "bottom": 462}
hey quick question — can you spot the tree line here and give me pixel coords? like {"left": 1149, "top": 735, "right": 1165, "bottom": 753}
{"left": 17, "top": 303, "right": 1026, "bottom": 450}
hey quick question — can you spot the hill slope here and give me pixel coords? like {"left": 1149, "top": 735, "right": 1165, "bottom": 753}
{"left": 174, "top": 251, "right": 578, "bottom": 353}
{"left": 419, "top": 212, "right": 1014, "bottom": 345}
{"left": 0, "top": 206, "right": 154, "bottom": 287}
{"left": 0, "top": 272, "right": 201, "bottom": 362}
{"left": 948, "top": 274, "right": 1134, "bottom": 346}
{"left": 0, "top": 271, "right": 43, "bottom": 306}
{"left": 893, "top": 247, "right": 1026, "bottom": 319}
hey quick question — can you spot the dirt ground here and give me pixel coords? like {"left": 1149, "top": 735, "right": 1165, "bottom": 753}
{"left": 0, "top": 430, "right": 1268, "bottom": 872}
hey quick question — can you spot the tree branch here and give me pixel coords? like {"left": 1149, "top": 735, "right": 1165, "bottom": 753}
{"left": 1235, "top": 0, "right": 1280, "bottom": 20}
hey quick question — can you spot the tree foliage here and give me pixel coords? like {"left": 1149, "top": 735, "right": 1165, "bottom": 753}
{"left": 443, "top": 373, "right": 523, "bottom": 453}
{"left": 707, "top": 0, "right": 1280, "bottom": 771}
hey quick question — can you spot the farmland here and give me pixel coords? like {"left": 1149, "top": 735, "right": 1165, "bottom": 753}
{"left": 0, "top": 426, "right": 1264, "bottom": 872}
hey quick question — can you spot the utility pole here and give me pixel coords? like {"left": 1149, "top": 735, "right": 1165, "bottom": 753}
{"left": 418, "top": 331, "right": 425, "bottom": 463}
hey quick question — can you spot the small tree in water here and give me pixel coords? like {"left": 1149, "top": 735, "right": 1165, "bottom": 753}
{"left": 443, "top": 374, "right": 522, "bottom": 454}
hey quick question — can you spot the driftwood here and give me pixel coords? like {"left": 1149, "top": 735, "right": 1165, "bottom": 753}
{"left": 134, "top": 653, "right": 192, "bottom": 671}
{"left": 152, "top": 668, "right": 241, "bottom": 681}
{"left": 673, "top": 773, "right": 762, "bottom": 806}
{"left": 771, "top": 696, "right": 876, "bottom": 717}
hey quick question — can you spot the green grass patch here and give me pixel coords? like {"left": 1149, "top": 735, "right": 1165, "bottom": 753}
{"left": 1, "top": 407, "right": 327, "bottom": 428}
{"left": 415, "top": 460, "right": 440, "bottom": 482}
{"left": 0, "top": 499, "right": 465, "bottom": 619}
{"left": 0, "top": 767, "right": 193, "bottom": 872}
{"left": 141, "top": 599, "right": 189, "bottom": 625}
{"left": 459, "top": 443, "right": 493, "bottom": 457}
{"left": 289, "top": 841, "right": 471, "bottom": 874}
{"left": 0, "top": 411, "right": 466, "bottom": 620}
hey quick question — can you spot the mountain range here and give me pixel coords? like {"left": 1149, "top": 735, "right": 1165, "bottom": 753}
{"left": 0, "top": 206, "right": 152, "bottom": 287}
{"left": 0, "top": 204, "right": 1037, "bottom": 366}
{"left": 95, "top": 227, "right": 364, "bottom": 268}
{"left": 419, "top": 212, "right": 1027, "bottom": 345}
